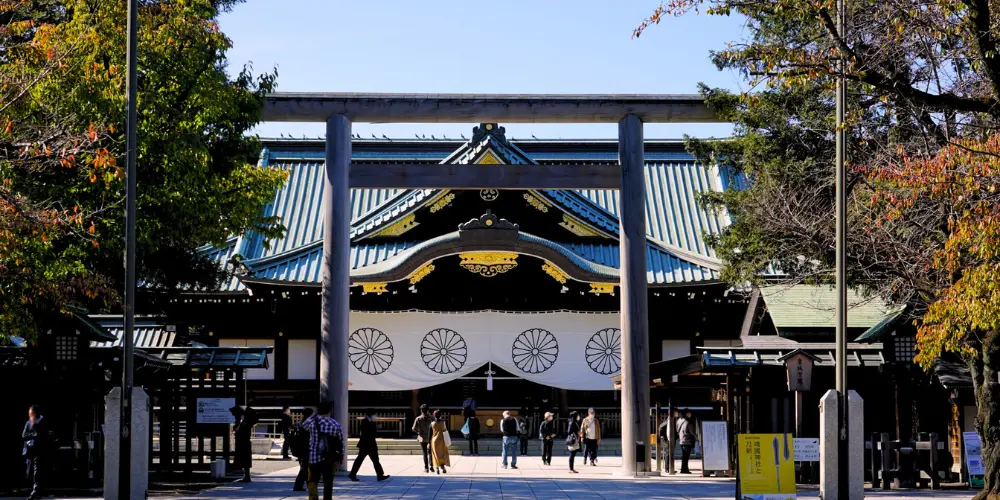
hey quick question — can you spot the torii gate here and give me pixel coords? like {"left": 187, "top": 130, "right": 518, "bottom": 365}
{"left": 261, "top": 93, "right": 721, "bottom": 474}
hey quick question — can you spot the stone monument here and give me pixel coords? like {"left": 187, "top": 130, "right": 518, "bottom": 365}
{"left": 104, "top": 387, "right": 150, "bottom": 500}
{"left": 819, "top": 389, "right": 864, "bottom": 499}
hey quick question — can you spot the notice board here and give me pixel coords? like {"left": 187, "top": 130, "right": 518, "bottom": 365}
{"left": 701, "top": 421, "right": 730, "bottom": 472}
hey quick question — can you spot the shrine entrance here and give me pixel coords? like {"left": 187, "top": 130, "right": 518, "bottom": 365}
{"left": 260, "top": 93, "right": 721, "bottom": 474}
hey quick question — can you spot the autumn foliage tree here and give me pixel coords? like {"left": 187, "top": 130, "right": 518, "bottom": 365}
{"left": 636, "top": 0, "right": 1000, "bottom": 494}
{"left": 0, "top": 0, "right": 286, "bottom": 342}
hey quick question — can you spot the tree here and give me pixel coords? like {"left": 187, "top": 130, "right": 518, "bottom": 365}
{"left": 0, "top": 0, "right": 286, "bottom": 342}
{"left": 636, "top": 0, "right": 1000, "bottom": 495}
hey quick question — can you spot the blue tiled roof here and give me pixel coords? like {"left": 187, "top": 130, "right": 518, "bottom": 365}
{"left": 202, "top": 131, "right": 732, "bottom": 290}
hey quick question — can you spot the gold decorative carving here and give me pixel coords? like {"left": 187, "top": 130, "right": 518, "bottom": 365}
{"left": 428, "top": 192, "right": 455, "bottom": 213}
{"left": 560, "top": 214, "right": 603, "bottom": 238}
{"left": 361, "top": 283, "right": 389, "bottom": 294}
{"left": 541, "top": 262, "right": 568, "bottom": 284}
{"left": 409, "top": 263, "right": 435, "bottom": 285}
{"left": 374, "top": 213, "right": 418, "bottom": 237}
{"left": 476, "top": 149, "right": 502, "bottom": 165}
{"left": 589, "top": 283, "right": 616, "bottom": 295}
{"left": 523, "top": 193, "right": 550, "bottom": 213}
{"left": 459, "top": 252, "right": 518, "bottom": 277}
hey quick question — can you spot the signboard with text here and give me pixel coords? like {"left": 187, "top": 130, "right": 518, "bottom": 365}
{"left": 964, "top": 432, "right": 985, "bottom": 480}
{"left": 738, "top": 433, "right": 796, "bottom": 500}
{"left": 196, "top": 398, "right": 235, "bottom": 424}
{"left": 793, "top": 438, "right": 819, "bottom": 462}
{"left": 701, "top": 421, "right": 730, "bottom": 471}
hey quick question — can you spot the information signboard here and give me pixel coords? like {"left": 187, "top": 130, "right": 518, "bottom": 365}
{"left": 701, "top": 421, "right": 730, "bottom": 472}
{"left": 964, "top": 432, "right": 985, "bottom": 477}
{"left": 738, "top": 433, "right": 796, "bottom": 500}
{"left": 196, "top": 398, "right": 235, "bottom": 424}
{"left": 793, "top": 438, "right": 819, "bottom": 462}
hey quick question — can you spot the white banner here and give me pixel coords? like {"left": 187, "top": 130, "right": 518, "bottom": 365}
{"left": 346, "top": 310, "right": 622, "bottom": 391}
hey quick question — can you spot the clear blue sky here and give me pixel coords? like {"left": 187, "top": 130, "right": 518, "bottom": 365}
{"left": 219, "top": 0, "right": 746, "bottom": 140}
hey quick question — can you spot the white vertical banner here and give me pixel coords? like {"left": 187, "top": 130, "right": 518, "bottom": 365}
{"left": 345, "top": 310, "right": 622, "bottom": 391}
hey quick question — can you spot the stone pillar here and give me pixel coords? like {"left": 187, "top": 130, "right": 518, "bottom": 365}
{"left": 104, "top": 387, "right": 149, "bottom": 500}
{"left": 820, "top": 389, "right": 864, "bottom": 499}
{"left": 848, "top": 390, "right": 864, "bottom": 499}
{"left": 321, "top": 114, "right": 351, "bottom": 469}
{"left": 618, "top": 114, "right": 651, "bottom": 474}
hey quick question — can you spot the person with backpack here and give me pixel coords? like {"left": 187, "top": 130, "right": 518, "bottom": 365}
{"left": 303, "top": 401, "right": 344, "bottom": 500}
{"left": 565, "top": 411, "right": 582, "bottom": 473}
{"left": 517, "top": 414, "right": 530, "bottom": 455}
{"left": 289, "top": 408, "right": 312, "bottom": 492}
{"left": 676, "top": 409, "right": 699, "bottom": 474}
{"left": 500, "top": 410, "right": 518, "bottom": 469}
{"left": 412, "top": 404, "right": 433, "bottom": 472}
{"left": 461, "top": 406, "right": 481, "bottom": 456}
{"left": 539, "top": 412, "right": 557, "bottom": 466}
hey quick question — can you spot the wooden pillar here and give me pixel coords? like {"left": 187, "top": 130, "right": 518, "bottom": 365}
{"left": 321, "top": 114, "right": 351, "bottom": 470}
{"left": 618, "top": 113, "right": 651, "bottom": 474}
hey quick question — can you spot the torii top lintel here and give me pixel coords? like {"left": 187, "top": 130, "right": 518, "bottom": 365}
{"left": 261, "top": 92, "right": 723, "bottom": 124}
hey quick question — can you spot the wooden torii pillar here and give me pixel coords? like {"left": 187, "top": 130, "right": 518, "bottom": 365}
{"left": 262, "top": 93, "right": 722, "bottom": 474}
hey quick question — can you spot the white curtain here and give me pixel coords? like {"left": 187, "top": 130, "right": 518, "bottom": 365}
{"left": 346, "top": 310, "right": 623, "bottom": 391}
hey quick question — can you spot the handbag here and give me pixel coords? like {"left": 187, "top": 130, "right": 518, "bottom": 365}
{"left": 443, "top": 428, "right": 452, "bottom": 447}
{"left": 565, "top": 433, "right": 580, "bottom": 451}
{"left": 461, "top": 419, "right": 471, "bottom": 438}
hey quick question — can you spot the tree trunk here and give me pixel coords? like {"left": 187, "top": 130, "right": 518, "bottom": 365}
{"left": 971, "top": 330, "right": 1000, "bottom": 500}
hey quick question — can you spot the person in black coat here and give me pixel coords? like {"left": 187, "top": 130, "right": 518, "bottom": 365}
{"left": 463, "top": 407, "right": 482, "bottom": 456}
{"left": 231, "top": 406, "right": 257, "bottom": 482}
{"left": 347, "top": 409, "right": 389, "bottom": 482}
{"left": 539, "top": 412, "right": 557, "bottom": 465}
{"left": 22, "top": 405, "right": 50, "bottom": 500}
{"left": 279, "top": 406, "right": 293, "bottom": 460}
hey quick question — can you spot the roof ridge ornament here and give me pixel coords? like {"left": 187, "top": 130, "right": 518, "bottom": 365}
{"left": 471, "top": 123, "right": 508, "bottom": 146}
{"left": 458, "top": 209, "right": 519, "bottom": 232}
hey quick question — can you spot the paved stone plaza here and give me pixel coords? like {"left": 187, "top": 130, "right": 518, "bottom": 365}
{"left": 169, "top": 456, "right": 972, "bottom": 500}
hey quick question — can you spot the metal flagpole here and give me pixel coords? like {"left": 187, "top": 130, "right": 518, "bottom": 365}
{"left": 119, "top": 0, "right": 139, "bottom": 497}
{"left": 834, "top": 0, "right": 849, "bottom": 493}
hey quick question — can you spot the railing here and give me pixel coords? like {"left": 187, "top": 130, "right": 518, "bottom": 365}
{"left": 347, "top": 412, "right": 407, "bottom": 437}
{"left": 253, "top": 418, "right": 284, "bottom": 439}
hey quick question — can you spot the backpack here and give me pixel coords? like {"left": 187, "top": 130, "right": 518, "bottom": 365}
{"left": 287, "top": 424, "right": 309, "bottom": 459}
{"left": 518, "top": 419, "right": 529, "bottom": 436}
{"left": 501, "top": 417, "right": 518, "bottom": 436}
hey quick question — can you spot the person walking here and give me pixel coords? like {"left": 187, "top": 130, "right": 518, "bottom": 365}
{"left": 279, "top": 406, "right": 294, "bottom": 460}
{"left": 230, "top": 406, "right": 258, "bottom": 482}
{"left": 565, "top": 411, "right": 582, "bottom": 473}
{"left": 539, "top": 412, "right": 557, "bottom": 466}
{"left": 580, "top": 408, "right": 601, "bottom": 466}
{"left": 290, "top": 408, "right": 313, "bottom": 491}
{"left": 22, "top": 405, "right": 51, "bottom": 500}
{"left": 676, "top": 410, "right": 698, "bottom": 474}
{"left": 412, "top": 404, "right": 433, "bottom": 472}
{"left": 430, "top": 410, "right": 450, "bottom": 474}
{"left": 463, "top": 407, "right": 481, "bottom": 456}
{"left": 517, "top": 414, "right": 530, "bottom": 456}
{"left": 500, "top": 410, "right": 519, "bottom": 469}
{"left": 303, "top": 401, "right": 345, "bottom": 500}
{"left": 348, "top": 409, "right": 390, "bottom": 482}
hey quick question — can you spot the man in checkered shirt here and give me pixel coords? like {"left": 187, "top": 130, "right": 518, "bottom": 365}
{"left": 302, "top": 401, "right": 344, "bottom": 500}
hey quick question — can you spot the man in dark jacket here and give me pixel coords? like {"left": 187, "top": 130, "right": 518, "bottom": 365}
{"left": 500, "top": 410, "right": 518, "bottom": 469}
{"left": 279, "top": 406, "right": 293, "bottom": 459}
{"left": 348, "top": 409, "right": 389, "bottom": 482}
{"left": 539, "top": 412, "right": 557, "bottom": 465}
{"left": 22, "top": 405, "right": 50, "bottom": 500}
{"left": 676, "top": 410, "right": 698, "bottom": 474}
